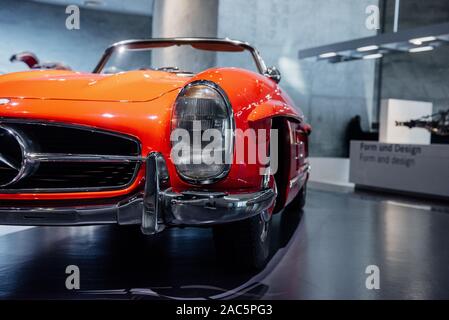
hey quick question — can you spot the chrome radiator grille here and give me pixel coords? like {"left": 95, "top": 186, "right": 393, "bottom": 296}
{"left": 0, "top": 120, "right": 142, "bottom": 193}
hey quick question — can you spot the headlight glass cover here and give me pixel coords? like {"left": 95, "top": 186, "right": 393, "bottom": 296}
{"left": 171, "top": 81, "right": 233, "bottom": 184}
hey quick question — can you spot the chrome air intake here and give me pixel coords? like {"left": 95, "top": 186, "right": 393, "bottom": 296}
{"left": 0, "top": 120, "right": 142, "bottom": 193}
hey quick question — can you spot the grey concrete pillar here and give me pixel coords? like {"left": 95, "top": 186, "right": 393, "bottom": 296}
{"left": 151, "top": 0, "right": 219, "bottom": 72}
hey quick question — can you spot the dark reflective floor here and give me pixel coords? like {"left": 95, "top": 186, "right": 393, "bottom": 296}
{"left": 1, "top": 188, "right": 449, "bottom": 299}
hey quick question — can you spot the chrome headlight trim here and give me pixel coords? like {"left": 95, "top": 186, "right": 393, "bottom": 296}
{"left": 171, "top": 80, "right": 235, "bottom": 185}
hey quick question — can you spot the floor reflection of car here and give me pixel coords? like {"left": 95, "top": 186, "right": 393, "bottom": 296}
{"left": 0, "top": 204, "right": 302, "bottom": 299}
{"left": 0, "top": 38, "right": 310, "bottom": 269}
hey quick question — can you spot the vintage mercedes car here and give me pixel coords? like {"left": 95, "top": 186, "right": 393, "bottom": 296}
{"left": 0, "top": 38, "right": 310, "bottom": 269}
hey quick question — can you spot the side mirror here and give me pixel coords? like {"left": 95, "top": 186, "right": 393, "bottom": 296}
{"left": 265, "top": 66, "right": 281, "bottom": 83}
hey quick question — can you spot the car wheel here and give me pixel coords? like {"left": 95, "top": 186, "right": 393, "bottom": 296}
{"left": 287, "top": 184, "right": 307, "bottom": 212}
{"left": 213, "top": 212, "right": 272, "bottom": 270}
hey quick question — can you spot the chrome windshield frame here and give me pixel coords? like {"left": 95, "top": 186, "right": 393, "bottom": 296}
{"left": 92, "top": 37, "right": 269, "bottom": 75}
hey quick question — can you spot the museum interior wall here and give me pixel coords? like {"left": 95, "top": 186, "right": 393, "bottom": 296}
{"left": 381, "top": 0, "right": 449, "bottom": 114}
{"left": 0, "top": 0, "right": 152, "bottom": 73}
{"left": 152, "top": 0, "right": 218, "bottom": 71}
{"left": 217, "top": 0, "right": 379, "bottom": 157}
{"left": 151, "top": 0, "right": 380, "bottom": 157}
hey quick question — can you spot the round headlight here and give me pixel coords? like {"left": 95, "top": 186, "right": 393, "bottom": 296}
{"left": 171, "top": 80, "right": 234, "bottom": 184}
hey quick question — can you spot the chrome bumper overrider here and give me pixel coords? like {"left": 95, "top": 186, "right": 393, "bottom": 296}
{"left": 0, "top": 153, "right": 276, "bottom": 234}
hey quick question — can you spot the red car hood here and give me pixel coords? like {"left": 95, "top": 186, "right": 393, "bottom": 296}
{"left": 0, "top": 69, "right": 190, "bottom": 102}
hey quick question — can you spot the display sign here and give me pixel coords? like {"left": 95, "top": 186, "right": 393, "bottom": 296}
{"left": 350, "top": 141, "right": 449, "bottom": 198}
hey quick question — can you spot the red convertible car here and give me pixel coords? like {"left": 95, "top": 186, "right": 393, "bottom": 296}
{"left": 0, "top": 38, "right": 310, "bottom": 269}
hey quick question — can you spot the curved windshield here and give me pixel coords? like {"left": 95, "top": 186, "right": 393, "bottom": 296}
{"left": 94, "top": 39, "right": 265, "bottom": 75}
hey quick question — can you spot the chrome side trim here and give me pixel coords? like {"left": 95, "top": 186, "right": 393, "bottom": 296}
{"left": 27, "top": 153, "right": 145, "bottom": 163}
{"left": 306, "top": 163, "right": 311, "bottom": 173}
{"left": 289, "top": 163, "right": 310, "bottom": 188}
{"left": 289, "top": 174, "right": 301, "bottom": 189}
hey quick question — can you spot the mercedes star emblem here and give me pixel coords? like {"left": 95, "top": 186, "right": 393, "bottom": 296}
{"left": 0, "top": 126, "right": 30, "bottom": 187}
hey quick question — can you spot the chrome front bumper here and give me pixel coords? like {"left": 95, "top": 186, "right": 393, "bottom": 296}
{"left": 0, "top": 153, "right": 276, "bottom": 234}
